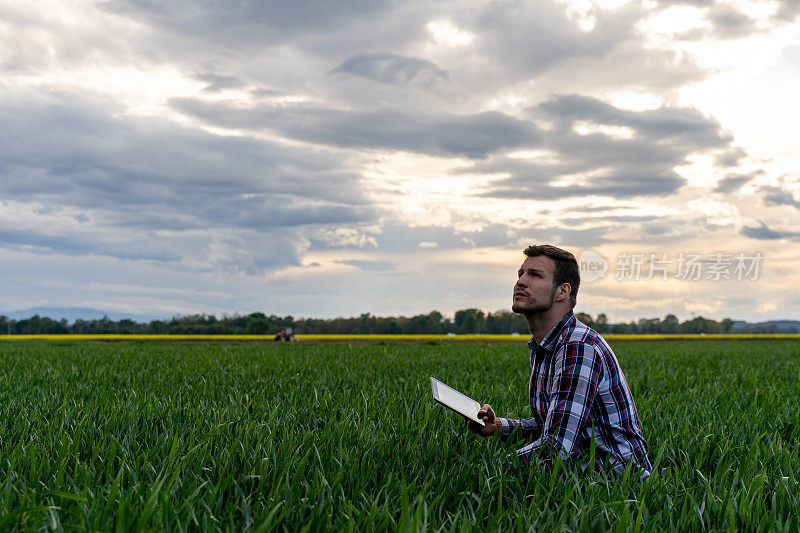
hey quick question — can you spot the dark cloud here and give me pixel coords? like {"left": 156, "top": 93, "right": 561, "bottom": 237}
{"left": 536, "top": 95, "right": 726, "bottom": 144}
{"left": 714, "top": 146, "right": 747, "bottom": 168}
{"left": 331, "top": 53, "right": 448, "bottom": 87}
{"left": 706, "top": 3, "right": 758, "bottom": 39}
{"left": 99, "top": 0, "right": 424, "bottom": 68}
{"left": 0, "top": 93, "right": 370, "bottom": 213}
{"left": 198, "top": 195, "right": 374, "bottom": 229}
{"left": 0, "top": 91, "right": 375, "bottom": 269}
{"left": 465, "top": 94, "right": 731, "bottom": 200}
{"left": 759, "top": 186, "right": 800, "bottom": 209}
{"left": 0, "top": 226, "right": 181, "bottom": 262}
{"left": 171, "top": 98, "right": 538, "bottom": 159}
{"left": 714, "top": 174, "right": 751, "bottom": 193}
{"left": 741, "top": 221, "right": 799, "bottom": 240}
{"left": 103, "top": 0, "right": 396, "bottom": 42}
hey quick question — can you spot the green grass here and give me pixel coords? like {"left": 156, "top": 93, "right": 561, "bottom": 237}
{"left": 0, "top": 340, "right": 798, "bottom": 531}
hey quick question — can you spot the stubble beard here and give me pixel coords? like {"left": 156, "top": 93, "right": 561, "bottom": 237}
{"left": 512, "top": 285, "right": 557, "bottom": 317}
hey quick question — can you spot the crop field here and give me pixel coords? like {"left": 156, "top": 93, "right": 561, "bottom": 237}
{"left": 2, "top": 333, "right": 799, "bottom": 342}
{"left": 1, "top": 339, "right": 799, "bottom": 531}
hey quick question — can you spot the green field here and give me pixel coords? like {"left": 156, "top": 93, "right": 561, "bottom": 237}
{"left": 1, "top": 340, "right": 799, "bottom": 531}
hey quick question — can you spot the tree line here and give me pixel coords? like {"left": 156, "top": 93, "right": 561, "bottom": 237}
{"left": 0, "top": 310, "right": 795, "bottom": 335}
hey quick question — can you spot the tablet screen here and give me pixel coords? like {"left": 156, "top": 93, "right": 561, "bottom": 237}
{"left": 430, "top": 377, "right": 484, "bottom": 426}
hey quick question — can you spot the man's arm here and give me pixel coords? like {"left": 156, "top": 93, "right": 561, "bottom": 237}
{"left": 497, "top": 417, "right": 541, "bottom": 442}
{"left": 514, "top": 342, "right": 603, "bottom": 462}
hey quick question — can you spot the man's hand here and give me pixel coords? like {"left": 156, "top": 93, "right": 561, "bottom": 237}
{"left": 465, "top": 404, "right": 501, "bottom": 437}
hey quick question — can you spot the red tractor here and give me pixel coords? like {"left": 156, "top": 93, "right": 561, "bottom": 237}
{"left": 273, "top": 327, "right": 297, "bottom": 342}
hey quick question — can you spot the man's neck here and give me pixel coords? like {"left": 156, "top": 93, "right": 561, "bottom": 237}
{"left": 526, "top": 307, "right": 571, "bottom": 345}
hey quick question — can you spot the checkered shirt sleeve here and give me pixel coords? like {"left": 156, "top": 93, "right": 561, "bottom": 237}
{"left": 513, "top": 341, "right": 603, "bottom": 461}
{"left": 498, "top": 415, "right": 540, "bottom": 441}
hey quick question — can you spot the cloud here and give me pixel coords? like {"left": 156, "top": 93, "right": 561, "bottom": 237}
{"left": 759, "top": 186, "right": 800, "bottom": 210}
{"left": 0, "top": 224, "right": 180, "bottom": 262}
{"left": 368, "top": 223, "right": 613, "bottom": 254}
{"left": 714, "top": 174, "right": 752, "bottom": 193}
{"left": 658, "top": 0, "right": 800, "bottom": 41}
{"left": 0, "top": 91, "right": 370, "bottom": 213}
{"left": 100, "top": 0, "right": 421, "bottom": 68}
{"left": 196, "top": 73, "right": 246, "bottom": 92}
{"left": 95, "top": 0, "right": 708, "bottom": 105}
{"left": 465, "top": 94, "right": 732, "bottom": 200}
{"left": 0, "top": 91, "right": 375, "bottom": 270}
{"left": 459, "top": 1, "right": 705, "bottom": 93}
{"left": 203, "top": 231, "right": 309, "bottom": 275}
{"left": 774, "top": 2, "right": 800, "bottom": 24}
{"left": 331, "top": 53, "right": 449, "bottom": 88}
{"left": 198, "top": 195, "right": 374, "bottom": 229}
{"left": 171, "top": 98, "right": 539, "bottom": 159}
{"left": 336, "top": 259, "right": 396, "bottom": 271}
{"left": 2, "top": 0, "right": 799, "bottom": 321}
{"left": 103, "top": 0, "right": 396, "bottom": 43}
{"left": 705, "top": 3, "right": 758, "bottom": 39}
{"left": 741, "top": 221, "right": 799, "bottom": 241}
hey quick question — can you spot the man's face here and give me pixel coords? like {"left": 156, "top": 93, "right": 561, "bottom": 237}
{"left": 512, "top": 255, "right": 558, "bottom": 316}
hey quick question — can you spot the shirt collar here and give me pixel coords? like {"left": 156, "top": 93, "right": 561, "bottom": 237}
{"left": 527, "top": 310, "right": 576, "bottom": 353}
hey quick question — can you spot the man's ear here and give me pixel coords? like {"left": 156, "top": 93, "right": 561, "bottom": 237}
{"left": 555, "top": 283, "right": 571, "bottom": 302}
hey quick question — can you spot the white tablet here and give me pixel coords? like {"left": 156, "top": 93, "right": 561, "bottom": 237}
{"left": 430, "top": 377, "right": 485, "bottom": 426}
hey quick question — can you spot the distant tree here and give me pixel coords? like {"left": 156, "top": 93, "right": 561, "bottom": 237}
{"left": 720, "top": 318, "right": 735, "bottom": 334}
{"left": 454, "top": 309, "right": 485, "bottom": 334}
{"left": 575, "top": 312, "right": 594, "bottom": 329}
{"left": 637, "top": 318, "right": 661, "bottom": 334}
{"left": 246, "top": 313, "right": 269, "bottom": 334}
{"left": 662, "top": 314, "right": 679, "bottom": 334}
{"left": 594, "top": 313, "right": 608, "bottom": 333}
{"left": 6, "top": 307, "right": 780, "bottom": 336}
{"left": 118, "top": 319, "right": 137, "bottom": 334}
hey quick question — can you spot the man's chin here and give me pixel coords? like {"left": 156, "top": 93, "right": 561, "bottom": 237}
{"left": 512, "top": 303, "right": 533, "bottom": 315}
{"left": 513, "top": 302, "right": 551, "bottom": 316}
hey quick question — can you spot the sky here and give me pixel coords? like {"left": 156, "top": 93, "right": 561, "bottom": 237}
{"left": 1, "top": 0, "right": 799, "bottom": 323}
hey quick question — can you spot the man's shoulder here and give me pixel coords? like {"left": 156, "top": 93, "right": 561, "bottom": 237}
{"left": 562, "top": 316, "right": 597, "bottom": 343}
{"left": 562, "top": 318, "right": 614, "bottom": 354}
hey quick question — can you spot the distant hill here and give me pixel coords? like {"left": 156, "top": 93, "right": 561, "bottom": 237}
{"left": 1, "top": 307, "right": 162, "bottom": 324}
{"left": 732, "top": 320, "right": 800, "bottom": 332}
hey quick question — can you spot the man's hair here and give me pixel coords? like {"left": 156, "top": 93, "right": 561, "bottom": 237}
{"left": 523, "top": 244, "right": 580, "bottom": 309}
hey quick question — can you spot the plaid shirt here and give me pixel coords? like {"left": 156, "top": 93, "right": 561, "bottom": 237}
{"left": 498, "top": 311, "right": 651, "bottom": 475}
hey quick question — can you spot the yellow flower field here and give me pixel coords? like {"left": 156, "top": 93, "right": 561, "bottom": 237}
{"left": 0, "top": 333, "right": 797, "bottom": 341}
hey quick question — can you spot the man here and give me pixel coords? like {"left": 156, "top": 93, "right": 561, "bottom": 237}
{"left": 466, "top": 244, "right": 651, "bottom": 476}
